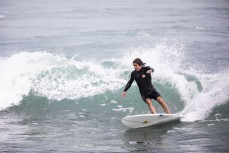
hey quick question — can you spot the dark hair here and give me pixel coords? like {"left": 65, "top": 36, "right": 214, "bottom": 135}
{"left": 133, "top": 58, "right": 146, "bottom": 66}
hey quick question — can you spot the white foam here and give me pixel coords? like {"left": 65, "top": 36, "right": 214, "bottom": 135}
{"left": 112, "top": 107, "right": 134, "bottom": 114}
{"left": 0, "top": 52, "right": 55, "bottom": 109}
{"left": 32, "top": 58, "right": 126, "bottom": 101}
{"left": 0, "top": 51, "right": 126, "bottom": 110}
{"left": 180, "top": 71, "right": 229, "bottom": 122}
{"left": 111, "top": 100, "right": 118, "bottom": 104}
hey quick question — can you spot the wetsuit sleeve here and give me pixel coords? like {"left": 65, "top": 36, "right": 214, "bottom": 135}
{"left": 123, "top": 72, "right": 134, "bottom": 92}
{"left": 146, "top": 66, "right": 154, "bottom": 72}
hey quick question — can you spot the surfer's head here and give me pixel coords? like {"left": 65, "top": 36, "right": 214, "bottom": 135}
{"left": 133, "top": 58, "right": 145, "bottom": 71}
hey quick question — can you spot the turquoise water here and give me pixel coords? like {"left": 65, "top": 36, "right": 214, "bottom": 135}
{"left": 0, "top": 0, "right": 229, "bottom": 152}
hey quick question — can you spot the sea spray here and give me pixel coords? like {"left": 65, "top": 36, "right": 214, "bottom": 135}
{"left": 180, "top": 70, "right": 229, "bottom": 121}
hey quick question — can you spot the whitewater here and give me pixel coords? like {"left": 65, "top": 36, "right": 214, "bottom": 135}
{"left": 1, "top": 41, "right": 228, "bottom": 122}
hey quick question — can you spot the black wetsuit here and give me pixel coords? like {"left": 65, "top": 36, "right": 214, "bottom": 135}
{"left": 124, "top": 66, "right": 161, "bottom": 102}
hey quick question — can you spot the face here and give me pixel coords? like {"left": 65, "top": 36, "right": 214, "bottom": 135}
{"left": 133, "top": 63, "right": 142, "bottom": 71}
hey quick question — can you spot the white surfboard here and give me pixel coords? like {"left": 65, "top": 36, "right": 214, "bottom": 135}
{"left": 122, "top": 114, "right": 180, "bottom": 129}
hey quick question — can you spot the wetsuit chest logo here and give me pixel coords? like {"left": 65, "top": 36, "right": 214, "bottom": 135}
{"left": 142, "top": 74, "right": 145, "bottom": 78}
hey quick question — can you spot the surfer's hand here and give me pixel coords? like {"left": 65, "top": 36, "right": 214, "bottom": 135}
{"left": 146, "top": 70, "right": 152, "bottom": 74}
{"left": 122, "top": 92, "right": 126, "bottom": 98}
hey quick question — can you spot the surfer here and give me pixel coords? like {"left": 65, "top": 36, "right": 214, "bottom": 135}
{"left": 122, "top": 58, "right": 171, "bottom": 114}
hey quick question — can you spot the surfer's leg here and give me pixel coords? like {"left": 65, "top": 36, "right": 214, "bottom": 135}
{"left": 145, "top": 98, "right": 157, "bottom": 114}
{"left": 156, "top": 97, "right": 171, "bottom": 114}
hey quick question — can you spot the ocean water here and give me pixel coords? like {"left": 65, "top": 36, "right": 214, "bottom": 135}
{"left": 0, "top": 0, "right": 229, "bottom": 152}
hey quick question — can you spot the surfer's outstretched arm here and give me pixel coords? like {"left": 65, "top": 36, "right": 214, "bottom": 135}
{"left": 122, "top": 72, "right": 134, "bottom": 98}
